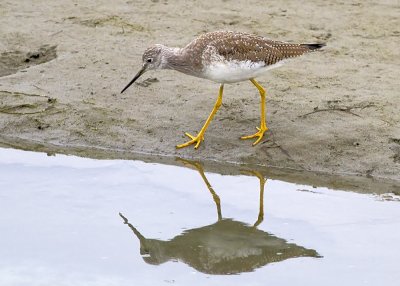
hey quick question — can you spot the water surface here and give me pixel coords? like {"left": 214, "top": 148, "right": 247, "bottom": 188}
{"left": 0, "top": 148, "right": 399, "bottom": 286}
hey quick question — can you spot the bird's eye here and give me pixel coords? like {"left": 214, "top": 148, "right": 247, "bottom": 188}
{"left": 146, "top": 58, "right": 152, "bottom": 63}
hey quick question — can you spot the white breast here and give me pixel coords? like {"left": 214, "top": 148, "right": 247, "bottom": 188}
{"left": 203, "top": 60, "right": 283, "bottom": 83}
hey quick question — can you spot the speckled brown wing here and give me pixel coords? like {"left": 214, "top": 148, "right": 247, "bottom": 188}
{"left": 206, "top": 32, "right": 285, "bottom": 66}
{"left": 198, "top": 31, "right": 323, "bottom": 66}
{"left": 184, "top": 31, "right": 324, "bottom": 69}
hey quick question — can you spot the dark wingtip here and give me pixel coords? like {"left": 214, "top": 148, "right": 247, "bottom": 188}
{"left": 302, "top": 43, "right": 326, "bottom": 50}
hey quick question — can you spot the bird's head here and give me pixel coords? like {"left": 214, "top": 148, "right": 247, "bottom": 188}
{"left": 120, "top": 44, "right": 165, "bottom": 93}
{"left": 142, "top": 44, "right": 165, "bottom": 70}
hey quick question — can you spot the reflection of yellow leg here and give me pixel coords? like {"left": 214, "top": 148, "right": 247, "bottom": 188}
{"left": 254, "top": 174, "right": 265, "bottom": 227}
{"left": 177, "top": 84, "right": 224, "bottom": 149}
{"left": 241, "top": 79, "right": 268, "bottom": 146}
{"left": 177, "top": 158, "right": 222, "bottom": 220}
{"left": 241, "top": 170, "right": 266, "bottom": 227}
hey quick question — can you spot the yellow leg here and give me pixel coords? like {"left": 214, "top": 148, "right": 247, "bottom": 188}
{"left": 241, "top": 79, "right": 268, "bottom": 146}
{"left": 176, "top": 84, "right": 224, "bottom": 149}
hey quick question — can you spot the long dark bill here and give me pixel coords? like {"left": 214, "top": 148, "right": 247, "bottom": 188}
{"left": 120, "top": 66, "right": 146, "bottom": 94}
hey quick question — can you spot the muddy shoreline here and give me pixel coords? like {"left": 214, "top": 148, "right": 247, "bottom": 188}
{"left": 1, "top": 135, "right": 399, "bottom": 195}
{"left": 0, "top": 1, "right": 399, "bottom": 186}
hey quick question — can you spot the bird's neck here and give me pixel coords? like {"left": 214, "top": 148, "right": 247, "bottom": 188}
{"left": 160, "top": 46, "right": 195, "bottom": 75}
{"left": 160, "top": 46, "right": 182, "bottom": 68}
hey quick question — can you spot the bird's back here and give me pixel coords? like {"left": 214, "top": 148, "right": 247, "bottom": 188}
{"left": 184, "top": 31, "right": 324, "bottom": 68}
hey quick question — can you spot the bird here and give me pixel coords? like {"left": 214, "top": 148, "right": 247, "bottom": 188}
{"left": 121, "top": 31, "right": 325, "bottom": 149}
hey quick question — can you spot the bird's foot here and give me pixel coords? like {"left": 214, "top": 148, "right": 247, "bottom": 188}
{"left": 176, "top": 132, "right": 205, "bottom": 149}
{"left": 241, "top": 126, "right": 268, "bottom": 146}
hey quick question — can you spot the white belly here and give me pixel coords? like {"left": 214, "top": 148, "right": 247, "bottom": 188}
{"left": 203, "top": 60, "right": 283, "bottom": 83}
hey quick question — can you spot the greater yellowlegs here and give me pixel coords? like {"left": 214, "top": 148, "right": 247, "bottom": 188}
{"left": 121, "top": 31, "right": 324, "bottom": 149}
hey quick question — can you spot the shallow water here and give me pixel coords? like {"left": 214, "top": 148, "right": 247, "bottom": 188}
{"left": 0, "top": 148, "right": 399, "bottom": 286}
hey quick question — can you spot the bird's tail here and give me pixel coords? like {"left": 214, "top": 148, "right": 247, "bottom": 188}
{"left": 273, "top": 42, "right": 326, "bottom": 60}
{"left": 300, "top": 43, "right": 326, "bottom": 51}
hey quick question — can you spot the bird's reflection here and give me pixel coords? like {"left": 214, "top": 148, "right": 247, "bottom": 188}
{"left": 120, "top": 159, "right": 320, "bottom": 275}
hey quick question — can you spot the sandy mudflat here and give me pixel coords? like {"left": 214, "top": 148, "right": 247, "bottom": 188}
{"left": 0, "top": 0, "right": 399, "bottom": 186}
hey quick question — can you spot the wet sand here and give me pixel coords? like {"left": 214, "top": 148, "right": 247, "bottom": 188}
{"left": 0, "top": 0, "right": 399, "bottom": 184}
